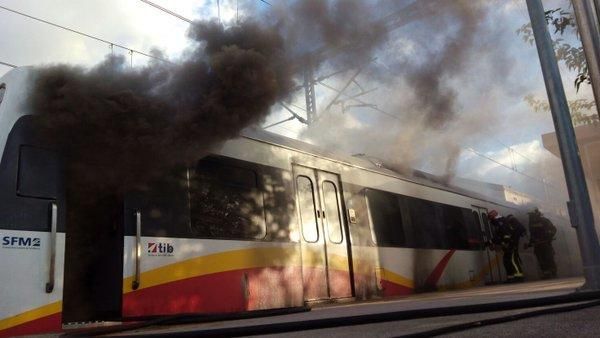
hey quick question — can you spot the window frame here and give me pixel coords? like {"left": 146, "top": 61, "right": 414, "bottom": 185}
{"left": 365, "top": 188, "right": 406, "bottom": 247}
{"left": 188, "top": 157, "right": 268, "bottom": 241}
{"left": 0, "top": 83, "right": 5, "bottom": 106}
{"left": 296, "top": 175, "right": 319, "bottom": 243}
{"left": 322, "top": 180, "right": 343, "bottom": 244}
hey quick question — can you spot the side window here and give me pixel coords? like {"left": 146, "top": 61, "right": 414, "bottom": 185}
{"left": 17, "top": 145, "right": 60, "bottom": 199}
{"left": 261, "top": 168, "right": 296, "bottom": 242}
{"left": 0, "top": 84, "right": 5, "bottom": 105}
{"left": 481, "top": 213, "right": 493, "bottom": 242}
{"left": 189, "top": 159, "right": 266, "bottom": 240}
{"left": 0, "top": 116, "right": 65, "bottom": 232}
{"left": 481, "top": 214, "right": 491, "bottom": 236}
{"left": 472, "top": 211, "right": 481, "bottom": 229}
{"left": 443, "top": 205, "right": 469, "bottom": 250}
{"left": 406, "top": 197, "right": 442, "bottom": 249}
{"left": 297, "top": 176, "right": 318, "bottom": 243}
{"left": 322, "top": 181, "right": 343, "bottom": 244}
{"left": 124, "top": 168, "right": 191, "bottom": 238}
{"left": 366, "top": 189, "right": 405, "bottom": 246}
{"left": 464, "top": 209, "right": 483, "bottom": 250}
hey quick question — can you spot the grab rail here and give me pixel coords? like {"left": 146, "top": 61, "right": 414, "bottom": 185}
{"left": 46, "top": 202, "right": 57, "bottom": 293}
{"left": 132, "top": 210, "right": 141, "bottom": 290}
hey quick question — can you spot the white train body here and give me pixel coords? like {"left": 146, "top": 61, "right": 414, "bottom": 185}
{"left": 0, "top": 68, "right": 582, "bottom": 336}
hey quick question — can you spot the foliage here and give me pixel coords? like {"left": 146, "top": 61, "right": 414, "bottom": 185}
{"left": 518, "top": 7, "right": 597, "bottom": 126}
{"left": 524, "top": 94, "right": 599, "bottom": 126}
{"left": 516, "top": 8, "right": 590, "bottom": 91}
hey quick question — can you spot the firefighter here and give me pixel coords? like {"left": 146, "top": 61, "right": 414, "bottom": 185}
{"left": 525, "top": 208, "right": 557, "bottom": 279}
{"left": 488, "top": 210, "right": 526, "bottom": 282}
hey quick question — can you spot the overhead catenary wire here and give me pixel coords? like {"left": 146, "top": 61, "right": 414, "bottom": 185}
{"left": 140, "top": 0, "right": 270, "bottom": 25}
{"left": 0, "top": 60, "right": 17, "bottom": 68}
{"left": 263, "top": 115, "right": 296, "bottom": 129}
{"left": 0, "top": 4, "right": 172, "bottom": 64}
{"left": 317, "top": 79, "right": 562, "bottom": 192}
{"left": 139, "top": 0, "right": 192, "bottom": 23}
{"left": 465, "top": 147, "right": 561, "bottom": 190}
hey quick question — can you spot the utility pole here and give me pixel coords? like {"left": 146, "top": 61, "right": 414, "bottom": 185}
{"left": 572, "top": 0, "right": 600, "bottom": 120}
{"left": 527, "top": 0, "right": 600, "bottom": 290}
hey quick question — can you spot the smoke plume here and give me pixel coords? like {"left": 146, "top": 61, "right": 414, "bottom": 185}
{"left": 30, "top": 1, "right": 396, "bottom": 196}
{"left": 32, "top": 21, "right": 292, "bottom": 195}
{"left": 271, "top": 0, "right": 388, "bottom": 68}
{"left": 404, "top": 0, "right": 484, "bottom": 128}
{"left": 301, "top": 0, "right": 491, "bottom": 182}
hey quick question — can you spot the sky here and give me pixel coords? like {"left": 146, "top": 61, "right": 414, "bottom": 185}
{"left": 0, "top": 0, "right": 597, "bottom": 215}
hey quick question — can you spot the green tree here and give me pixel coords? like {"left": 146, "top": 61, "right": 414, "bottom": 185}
{"left": 517, "top": 8, "right": 598, "bottom": 126}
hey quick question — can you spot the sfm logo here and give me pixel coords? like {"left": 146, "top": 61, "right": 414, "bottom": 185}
{"left": 2, "top": 236, "right": 41, "bottom": 249}
{"left": 147, "top": 242, "right": 174, "bottom": 256}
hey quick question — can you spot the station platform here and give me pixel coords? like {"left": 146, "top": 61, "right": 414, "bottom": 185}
{"left": 68, "top": 277, "right": 600, "bottom": 337}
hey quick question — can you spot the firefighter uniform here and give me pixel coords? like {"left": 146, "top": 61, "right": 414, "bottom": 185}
{"left": 527, "top": 209, "right": 557, "bottom": 279}
{"left": 489, "top": 211, "right": 526, "bottom": 282}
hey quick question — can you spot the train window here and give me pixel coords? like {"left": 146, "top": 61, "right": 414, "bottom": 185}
{"left": 124, "top": 168, "right": 191, "bottom": 238}
{"left": 442, "top": 205, "right": 469, "bottom": 250}
{"left": 0, "top": 84, "right": 5, "bottom": 105}
{"left": 481, "top": 213, "right": 492, "bottom": 240}
{"left": 464, "top": 209, "right": 484, "bottom": 249}
{"left": 261, "top": 168, "right": 296, "bottom": 242}
{"left": 406, "top": 197, "right": 443, "bottom": 249}
{"left": 0, "top": 116, "right": 65, "bottom": 232}
{"left": 365, "top": 189, "right": 405, "bottom": 246}
{"left": 322, "top": 181, "right": 343, "bottom": 244}
{"left": 297, "top": 176, "right": 319, "bottom": 243}
{"left": 189, "top": 159, "right": 266, "bottom": 240}
{"left": 472, "top": 211, "right": 481, "bottom": 228}
{"left": 17, "top": 145, "right": 60, "bottom": 199}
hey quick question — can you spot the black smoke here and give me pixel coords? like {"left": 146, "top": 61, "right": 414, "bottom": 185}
{"left": 403, "top": 0, "right": 485, "bottom": 129}
{"left": 32, "top": 21, "right": 293, "bottom": 195}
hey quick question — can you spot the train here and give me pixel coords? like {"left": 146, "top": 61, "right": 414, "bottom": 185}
{"left": 0, "top": 67, "right": 583, "bottom": 337}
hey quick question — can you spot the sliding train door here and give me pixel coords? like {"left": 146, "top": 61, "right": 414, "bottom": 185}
{"left": 472, "top": 206, "right": 503, "bottom": 284}
{"left": 294, "top": 164, "right": 352, "bottom": 301}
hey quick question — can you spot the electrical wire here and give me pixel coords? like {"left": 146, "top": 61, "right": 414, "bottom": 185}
{"left": 0, "top": 61, "right": 17, "bottom": 68}
{"left": 318, "top": 79, "right": 561, "bottom": 192}
{"left": 263, "top": 116, "right": 295, "bottom": 129}
{"left": 0, "top": 4, "right": 172, "bottom": 64}
{"left": 139, "top": 0, "right": 192, "bottom": 23}
{"left": 466, "top": 147, "right": 560, "bottom": 190}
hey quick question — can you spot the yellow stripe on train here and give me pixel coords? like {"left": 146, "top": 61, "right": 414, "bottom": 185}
{"left": 123, "top": 246, "right": 301, "bottom": 293}
{"left": 0, "top": 301, "right": 61, "bottom": 332}
{"left": 122, "top": 246, "right": 354, "bottom": 294}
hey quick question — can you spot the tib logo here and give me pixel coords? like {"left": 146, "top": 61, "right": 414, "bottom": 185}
{"left": 147, "top": 242, "right": 174, "bottom": 256}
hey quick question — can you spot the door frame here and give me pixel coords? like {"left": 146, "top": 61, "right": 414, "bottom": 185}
{"left": 292, "top": 163, "right": 354, "bottom": 300}
{"left": 471, "top": 205, "right": 503, "bottom": 284}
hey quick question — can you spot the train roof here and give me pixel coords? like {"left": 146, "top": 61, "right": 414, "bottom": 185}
{"left": 240, "top": 127, "right": 520, "bottom": 211}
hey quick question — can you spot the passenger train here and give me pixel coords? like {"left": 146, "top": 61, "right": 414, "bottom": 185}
{"left": 0, "top": 68, "right": 583, "bottom": 337}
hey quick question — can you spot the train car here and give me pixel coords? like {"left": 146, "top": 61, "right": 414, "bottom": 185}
{"left": 0, "top": 68, "right": 583, "bottom": 337}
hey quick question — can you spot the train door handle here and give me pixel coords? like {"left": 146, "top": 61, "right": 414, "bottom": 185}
{"left": 46, "top": 202, "right": 57, "bottom": 293}
{"left": 132, "top": 210, "right": 141, "bottom": 290}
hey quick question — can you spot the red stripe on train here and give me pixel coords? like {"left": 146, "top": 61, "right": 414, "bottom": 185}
{"left": 380, "top": 280, "right": 414, "bottom": 297}
{"left": 425, "top": 249, "right": 457, "bottom": 289}
{"left": 122, "top": 266, "right": 304, "bottom": 317}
